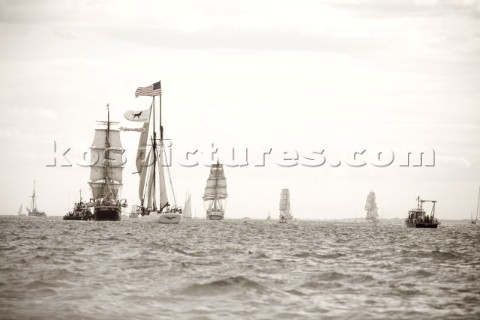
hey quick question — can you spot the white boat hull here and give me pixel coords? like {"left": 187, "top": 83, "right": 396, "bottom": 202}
{"left": 154, "top": 212, "right": 182, "bottom": 224}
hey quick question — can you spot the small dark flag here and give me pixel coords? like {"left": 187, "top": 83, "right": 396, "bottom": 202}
{"left": 135, "top": 81, "right": 162, "bottom": 97}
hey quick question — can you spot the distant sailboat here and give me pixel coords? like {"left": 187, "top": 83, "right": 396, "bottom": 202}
{"left": 279, "top": 188, "right": 292, "bottom": 223}
{"left": 472, "top": 186, "right": 479, "bottom": 225}
{"left": 88, "top": 105, "right": 127, "bottom": 221}
{"left": 203, "top": 160, "right": 228, "bottom": 220}
{"left": 129, "top": 205, "right": 140, "bottom": 218}
{"left": 267, "top": 212, "right": 271, "bottom": 220}
{"left": 184, "top": 192, "right": 192, "bottom": 219}
{"left": 26, "top": 180, "right": 46, "bottom": 217}
{"left": 131, "top": 81, "right": 182, "bottom": 224}
{"left": 365, "top": 191, "right": 379, "bottom": 221}
{"left": 17, "top": 204, "right": 26, "bottom": 216}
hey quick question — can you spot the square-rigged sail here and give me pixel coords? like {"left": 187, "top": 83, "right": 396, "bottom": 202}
{"left": 89, "top": 128, "right": 124, "bottom": 200}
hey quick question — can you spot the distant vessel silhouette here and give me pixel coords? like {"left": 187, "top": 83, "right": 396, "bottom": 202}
{"left": 471, "top": 186, "right": 479, "bottom": 225}
{"left": 405, "top": 196, "right": 439, "bottom": 228}
{"left": 203, "top": 160, "right": 228, "bottom": 220}
{"left": 183, "top": 192, "right": 192, "bottom": 219}
{"left": 279, "top": 188, "right": 292, "bottom": 223}
{"left": 17, "top": 204, "right": 26, "bottom": 216}
{"left": 27, "top": 180, "right": 46, "bottom": 217}
{"left": 365, "top": 191, "right": 379, "bottom": 222}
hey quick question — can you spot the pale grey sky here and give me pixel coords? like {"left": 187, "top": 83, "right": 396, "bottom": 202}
{"left": 0, "top": 0, "right": 479, "bottom": 219}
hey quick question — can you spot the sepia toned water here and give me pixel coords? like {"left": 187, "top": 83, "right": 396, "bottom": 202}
{"left": 0, "top": 216, "right": 479, "bottom": 320}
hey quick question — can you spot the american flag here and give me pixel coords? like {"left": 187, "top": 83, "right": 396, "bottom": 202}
{"left": 135, "top": 81, "right": 161, "bottom": 97}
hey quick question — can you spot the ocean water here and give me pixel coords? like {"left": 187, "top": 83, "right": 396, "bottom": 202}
{"left": 0, "top": 216, "right": 479, "bottom": 320}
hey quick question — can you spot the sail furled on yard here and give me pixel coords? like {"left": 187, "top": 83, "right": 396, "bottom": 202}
{"left": 89, "top": 128, "right": 124, "bottom": 200}
{"left": 203, "top": 162, "right": 228, "bottom": 200}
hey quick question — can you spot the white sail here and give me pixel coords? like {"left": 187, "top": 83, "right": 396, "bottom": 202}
{"left": 279, "top": 188, "right": 292, "bottom": 220}
{"left": 136, "top": 121, "right": 150, "bottom": 174}
{"left": 145, "top": 152, "right": 155, "bottom": 209}
{"left": 279, "top": 189, "right": 290, "bottom": 212}
{"left": 17, "top": 204, "right": 23, "bottom": 215}
{"left": 158, "top": 144, "right": 169, "bottom": 211}
{"left": 139, "top": 148, "right": 151, "bottom": 203}
{"left": 184, "top": 193, "right": 192, "bottom": 218}
{"left": 88, "top": 126, "right": 125, "bottom": 201}
{"left": 203, "top": 162, "right": 228, "bottom": 200}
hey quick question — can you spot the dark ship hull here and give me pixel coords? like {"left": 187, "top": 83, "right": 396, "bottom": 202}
{"left": 63, "top": 211, "right": 93, "bottom": 221}
{"left": 94, "top": 205, "right": 121, "bottom": 221}
{"left": 63, "top": 215, "right": 82, "bottom": 220}
{"left": 405, "top": 221, "right": 438, "bottom": 228}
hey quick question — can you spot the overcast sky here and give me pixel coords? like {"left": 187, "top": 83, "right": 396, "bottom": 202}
{"left": 0, "top": 0, "right": 479, "bottom": 219}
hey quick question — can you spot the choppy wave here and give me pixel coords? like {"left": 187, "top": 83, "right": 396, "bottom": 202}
{"left": 0, "top": 216, "right": 479, "bottom": 320}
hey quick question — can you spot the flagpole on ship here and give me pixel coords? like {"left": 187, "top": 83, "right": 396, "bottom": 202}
{"left": 158, "top": 81, "right": 163, "bottom": 213}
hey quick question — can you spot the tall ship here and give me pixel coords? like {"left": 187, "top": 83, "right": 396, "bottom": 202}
{"left": 279, "top": 188, "right": 293, "bottom": 222}
{"left": 365, "top": 191, "right": 379, "bottom": 221}
{"left": 471, "top": 186, "right": 479, "bottom": 225}
{"left": 63, "top": 190, "right": 93, "bottom": 220}
{"left": 88, "top": 105, "right": 127, "bottom": 221}
{"left": 27, "top": 180, "right": 46, "bottom": 217}
{"left": 183, "top": 192, "right": 192, "bottom": 219}
{"left": 405, "top": 196, "right": 439, "bottom": 228}
{"left": 128, "top": 81, "right": 182, "bottom": 224}
{"left": 203, "top": 160, "right": 228, "bottom": 220}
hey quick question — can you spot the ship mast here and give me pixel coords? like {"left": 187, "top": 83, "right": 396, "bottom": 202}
{"left": 104, "top": 104, "right": 112, "bottom": 203}
{"left": 31, "top": 180, "right": 37, "bottom": 211}
{"left": 152, "top": 96, "right": 157, "bottom": 211}
{"left": 213, "top": 161, "right": 219, "bottom": 210}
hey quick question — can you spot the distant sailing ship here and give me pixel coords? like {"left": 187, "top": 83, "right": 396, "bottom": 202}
{"left": 365, "top": 191, "right": 379, "bottom": 221}
{"left": 405, "top": 196, "right": 439, "bottom": 228}
{"left": 267, "top": 212, "right": 271, "bottom": 220}
{"left": 17, "top": 204, "right": 26, "bottom": 216}
{"left": 27, "top": 180, "right": 46, "bottom": 217}
{"left": 472, "top": 187, "right": 479, "bottom": 225}
{"left": 203, "top": 160, "right": 228, "bottom": 220}
{"left": 88, "top": 105, "right": 127, "bottom": 221}
{"left": 279, "top": 188, "right": 292, "bottom": 223}
{"left": 183, "top": 192, "right": 192, "bottom": 219}
{"left": 129, "top": 205, "right": 140, "bottom": 218}
{"left": 63, "top": 190, "right": 93, "bottom": 220}
{"left": 129, "top": 81, "right": 182, "bottom": 224}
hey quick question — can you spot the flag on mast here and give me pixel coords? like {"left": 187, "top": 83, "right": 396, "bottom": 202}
{"left": 123, "top": 108, "right": 150, "bottom": 122}
{"left": 135, "top": 81, "right": 161, "bottom": 97}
